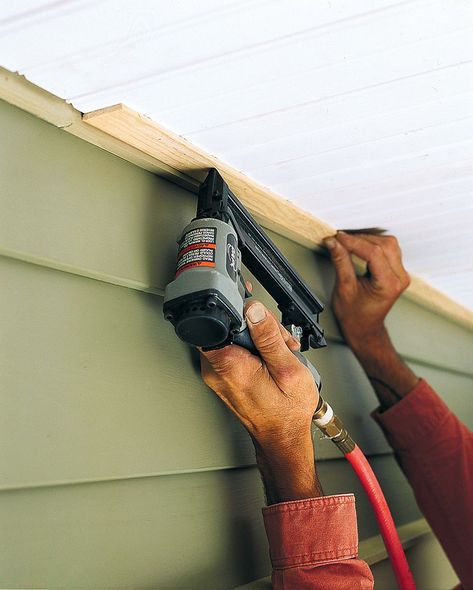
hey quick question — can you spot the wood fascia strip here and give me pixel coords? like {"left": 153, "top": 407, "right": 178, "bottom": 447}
{"left": 0, "top": 67, "right": 197, "bottom": 191}
{"left": 232, "top": 518, "right": 431, "bottom": 589}
{"left": 407, "top": 275, "right": 473, "bottom": 331}
{"left": 1, "top": 67, "right": 472, "bottom": 329}
{"left": 84, "top": 103, "right": 473, "bottom": 330}
{"left": 84, "top": 104, "right": 334, "bottom": 247}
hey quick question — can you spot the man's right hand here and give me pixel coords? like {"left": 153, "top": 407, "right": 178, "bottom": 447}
{"left": 324, "top": 232, "right": 411, "bottom": 354}
{"left": 200, "top": 300, "right": 323, "bottom": 503}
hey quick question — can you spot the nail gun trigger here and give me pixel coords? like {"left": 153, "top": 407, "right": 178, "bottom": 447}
{"left": 238, "top": 272, "right": 252, "bottom": 299}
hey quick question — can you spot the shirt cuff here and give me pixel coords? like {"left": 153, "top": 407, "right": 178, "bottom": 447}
{"left": 262, "top": 494, "right": 359, "bottom": 569}
{"left": 372, "top": 378, "right": 450, "bottom": 451}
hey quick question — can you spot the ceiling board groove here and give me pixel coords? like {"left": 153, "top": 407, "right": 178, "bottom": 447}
{"left": 0, "top": 0, "right": 98, "bottom": 34}
{"left": 300, "top": 163, "right": 473, "bottom": 210}
{"left": 187, "top": 63, "right": 473, "bottom": 152}
{"left": 177, "top": 60, "right": 473, "bottom": 140}
{"left": 247, "top": 117, "right": 473, "bottom": 183}
{"left": 38, "top": 0, "right": 449, "bottom": 109}
{"left": 219, "top": 92, "right": 473, "bottom": 169}
{"left": 18, "top": 0, "right": 260, "bottom": 73}
{"left": 275, "top": 141, "right": 473, "bottom": 198}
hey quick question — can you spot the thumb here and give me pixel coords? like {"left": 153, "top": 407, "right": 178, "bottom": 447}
{"left": 245, "top": 302, "right": 299, "bottom": 378}
{"left": 325, "top": 236, "right": 357, "bottom": 291}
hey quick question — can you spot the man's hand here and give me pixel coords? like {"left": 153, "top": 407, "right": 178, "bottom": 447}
{"left": 325, "top": 232, "right": 418, "bottom": 408}
{"left": 325, "top": 232, "right": 411, "bottom": 353}
{"left": 200, "top": 300, "right": 322, "bottom": 503}
{"left": 200, "top": 300, "right": 319, "bottom": 442}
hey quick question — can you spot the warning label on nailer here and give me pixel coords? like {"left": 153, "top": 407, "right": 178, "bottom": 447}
{"left": 175, "top": 227, "right": 217, "bottom": 276}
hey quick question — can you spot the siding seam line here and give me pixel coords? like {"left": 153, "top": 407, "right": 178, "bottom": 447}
{"left": 2, "top": 249, "right": 472, "bottom": 379}
{"left": 0, "top": 453, "right": 403, "bottom": 493}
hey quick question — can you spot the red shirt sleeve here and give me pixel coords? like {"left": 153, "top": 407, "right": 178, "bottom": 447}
{"left": 262, "top": 494, "right": 373, "bottom": 589}
{"left": 373, "top": 379, "right": 473, "bottom": 589}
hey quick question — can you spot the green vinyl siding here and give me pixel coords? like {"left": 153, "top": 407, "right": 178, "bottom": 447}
{"left": 1, "top": 98, "right": 471, "bottom": 589}
{"left": 0, "top": 456, "right": 422, "bottom": 589}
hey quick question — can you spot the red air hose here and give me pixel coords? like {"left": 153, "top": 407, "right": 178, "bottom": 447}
{"left": 345, "top": 445, "right": 416, "bottom": 590}
{"left": 313, "top": 398, "right": 416, "bottom": 589}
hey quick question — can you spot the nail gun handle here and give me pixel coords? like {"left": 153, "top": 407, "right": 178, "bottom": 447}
{"left": 233, "top": 328, "right": 322, "bottom": 391}
{"left": 294, "top": 350, "right": 322, "bottom": 392}
{"left": 232, "top": 326, "right": 258, "bottom": 355}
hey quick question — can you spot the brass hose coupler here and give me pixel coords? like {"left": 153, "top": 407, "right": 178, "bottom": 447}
{"left": 312, "top": 397, "right": 355, "bottom": 454}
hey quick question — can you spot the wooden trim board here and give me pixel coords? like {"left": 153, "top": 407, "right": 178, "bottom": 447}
{"left": 84, "top": 103, "right": 334, "bottom": 248}
{"left": 1, "top": 67, "right": 472, "bottom": 330}
{"left": 0, "top": 67, "right": 197, "bottom": 191}
{"left": 84, "top": 103, "right": 473, "bottom": 330}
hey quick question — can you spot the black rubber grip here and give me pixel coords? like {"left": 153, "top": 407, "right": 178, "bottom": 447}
{"left": 232, "top": 327, "right": 258, "bottom": 355}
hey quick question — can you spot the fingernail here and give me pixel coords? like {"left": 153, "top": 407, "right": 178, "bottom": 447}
{"left": 325, "top": 237, "right": 337, "bottom": 249}
{"left": 246, "top": 302, "right": 266, "bottom": 324}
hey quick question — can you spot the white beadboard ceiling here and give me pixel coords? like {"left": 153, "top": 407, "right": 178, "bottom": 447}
{"left": 2, "top": 0, "right": 473, "bottom": 310}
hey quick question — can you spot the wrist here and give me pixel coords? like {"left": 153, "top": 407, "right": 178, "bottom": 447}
{"left": 346, "top": 326, "right": 419, "bottom": 407}
{"left": 252, "top": 419, "right": 313, "bottom": 450}
{"left": 345, "top": 324, "right": 391, "bottom": 361}
{"left": 254, "top": 429, "right": 315, "bottom": 467}
{"left": 253, "top": 429, "right": 323, "bottom": 504}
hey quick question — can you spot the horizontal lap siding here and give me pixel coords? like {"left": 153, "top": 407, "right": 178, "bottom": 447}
{"left": 0, "top": 468, "right": 270, "bottom": 589}
{"left": 0, "top": 456, "right": 420, "bottom": 590}
{"left": 11, "top": 257, "right": 472, "bottom": 487}
{"left": 1, "top": 256, "right": 394, "bottom": 488}
{"left": 1, "top": 98, "right": 472, "bottom": 588}
{"left": 0, "top": 256, "right": 255, "bottom": 486}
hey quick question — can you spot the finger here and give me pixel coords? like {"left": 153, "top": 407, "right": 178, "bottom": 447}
{"left": 335, "top": 232, "right": 395, "bottom": 287}
{"left": 324, "top": 236, "right": 357, "bottom": 291}
{"left": 200, "top": 342, "right": 254, "bottom": 375}
{"left": 352, "top": 234, "right": 410, "bottom": 288}
{"left": 243, "top": 281, "right": 298, "bottom": 350}
{"left": 267, "top": 309, "right": 301, "bottom": 351}
{"left": 199, "top": 354, "right": 252, "bottom": 414}
{"left": 243, "top": 302, "right": 300, "bottom": 352}
{"left": 285, "top": 334, "right": 301, "bottom": 352}
{"left": 244, "top": 301, "right": 300, "bottom": 378}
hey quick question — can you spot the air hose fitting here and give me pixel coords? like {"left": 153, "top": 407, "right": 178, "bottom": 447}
{"left": 312, "top": 397, "right": 356, "bottom": 454}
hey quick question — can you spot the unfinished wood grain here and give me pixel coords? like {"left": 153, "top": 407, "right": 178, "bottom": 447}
{"left": 84, "top": 103, "right": 334, "bottom": 247}
{"left": 1, "top": 67, "right": 472, "bottom": 329}
{"left": 84, "top": 103, "right": 473, "bottom": 330}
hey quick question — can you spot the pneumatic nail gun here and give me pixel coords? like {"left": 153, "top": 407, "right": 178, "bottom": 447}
{"left": 163, "top": 168, "right": 326, "bottom": 390}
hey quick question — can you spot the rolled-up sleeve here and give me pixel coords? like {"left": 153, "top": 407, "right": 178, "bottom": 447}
{"left": 373, "top": 379, "right": 473, "bottom": 589}
{"left": 262, "top": 494, "right": 373, "bottom": 589}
